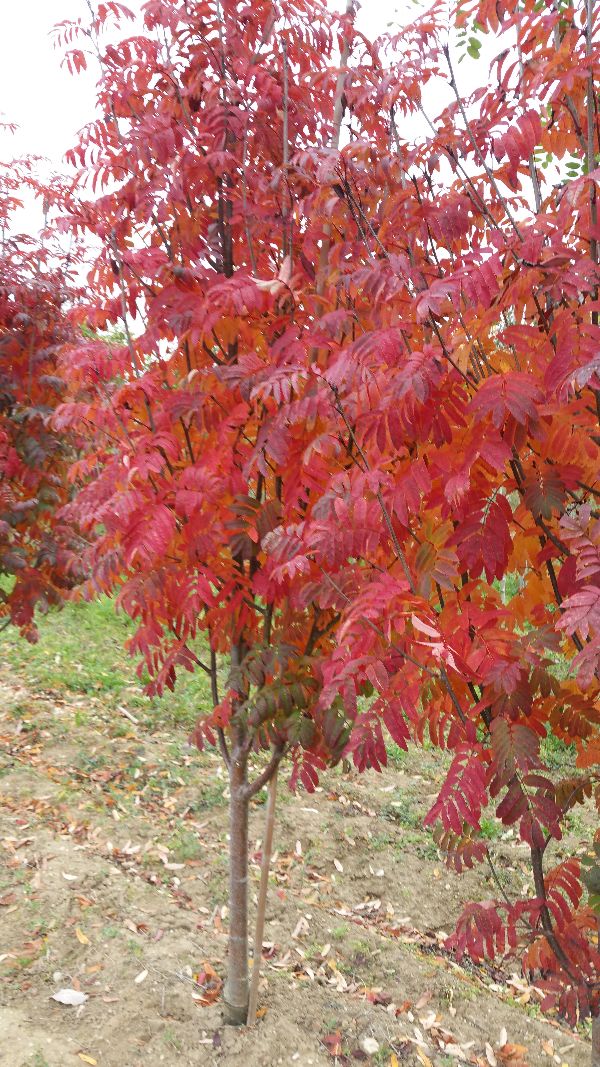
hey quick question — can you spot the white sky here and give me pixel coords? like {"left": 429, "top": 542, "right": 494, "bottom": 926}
{"left": 1, "top": 1, "right": 98, "bottom": 164}
{"left": 0, "top": 0, "right": 445, "bottom": 232}
{"left": 0, "top": 2, "right": 410, "bottom": 153}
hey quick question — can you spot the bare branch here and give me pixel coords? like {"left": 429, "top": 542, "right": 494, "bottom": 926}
{"left": 245, "top": 744, "right": 285, "bottom": 799}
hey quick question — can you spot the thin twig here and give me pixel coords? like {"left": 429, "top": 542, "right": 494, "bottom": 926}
{"left": 281, "top": 39, "right": 292, "bottom": 261}
{"left": 485, "top": 847, "right": 514, "bottom": 910}
{"left": 330, "top": 384, "right": 416, "bottom": 592}
{"left": 443, "top": 45, "right": 522, "bottom": 240}
{"left": 241, "top": 118, "right": 258, "bottom": 275}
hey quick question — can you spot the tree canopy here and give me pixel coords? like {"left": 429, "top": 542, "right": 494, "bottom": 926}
{"left": 2, "top": 0, "right": 599, "bottom": 1034}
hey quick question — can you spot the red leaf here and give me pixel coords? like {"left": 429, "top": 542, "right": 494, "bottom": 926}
{"left": 470, "top": 374, "right": 543, "bottom": 427}
{"left": 557, "top": 586, "right": 600, "bottom": 639}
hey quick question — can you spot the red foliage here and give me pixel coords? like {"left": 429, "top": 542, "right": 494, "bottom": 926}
{"left": 0, "top": 157, "right": 84, "bottom": 639}
{"left": 51, "top": 0, "right": 600, "bottom": 1025}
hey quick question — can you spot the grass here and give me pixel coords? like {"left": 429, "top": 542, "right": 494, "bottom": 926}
{"left": 1, "top": 595, "right": 216, "bottom": 730}
{"left": 330, "top": 923, "right": 349, "bottom": 940}
{"left": 167, "top": 827, "right": 203, "bottom": 861}
{"left": 190, "top": 782, "right": 228, "bottom": 811}
{"left": 102, "top": 924, "right": 121, "bottom": 940}
{"left": 399, "top": 830, "right": 439, "bottom": 860}
{"left": 26, "top": 1055, "right": 51, "bottom": 1067}
{"left": 387, "top": 742, "right": 409, "bottom": 767}
{"left": 381, "top": 796, "right": 422, "bottom": 829}
{"left": 480, "top": 816, "right": 502, "bottom": 841}
{"left": 163, "top": 1027, "right": 184, "bottom": 1053}
{"left": 541, "top": 728, "right": 576, "bottom": 772}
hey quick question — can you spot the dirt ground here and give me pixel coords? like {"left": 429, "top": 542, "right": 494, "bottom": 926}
{"left": 0, "top": 670, "right": 593, "bottom": 1067}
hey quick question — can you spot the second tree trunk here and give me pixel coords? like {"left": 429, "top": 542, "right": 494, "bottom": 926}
{"left": 222, "top": 754, "right": 250, "bottom": 1025}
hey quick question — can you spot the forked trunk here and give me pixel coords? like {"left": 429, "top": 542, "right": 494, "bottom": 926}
{"left": 222, "top": 753, "right": 250, "bottom": 1025}
{"left": 592, "top": 1014, "right": 600, "bottom": 1067}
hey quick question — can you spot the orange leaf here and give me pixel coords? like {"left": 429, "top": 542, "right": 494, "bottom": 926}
{"left": 191, "top": 960, "right": 222, "bottom": 1005}
{"left": 576, "top": 736, "right": 600, "bottom": 770}
{"left": 497, "top": 1044, "right": 529, "bottom": 1067}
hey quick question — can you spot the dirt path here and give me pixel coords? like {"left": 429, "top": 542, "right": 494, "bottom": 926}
{"left": 0, "top": 673, "right": 592, "bottom": 1067}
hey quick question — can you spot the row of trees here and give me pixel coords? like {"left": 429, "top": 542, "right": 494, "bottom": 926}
{"left": 2, "top": 0, "right": 600, "bottom": 1053}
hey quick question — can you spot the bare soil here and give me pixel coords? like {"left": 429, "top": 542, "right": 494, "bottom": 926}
{"left": 0, "top": 671, "right": 593, "bottom": 1067}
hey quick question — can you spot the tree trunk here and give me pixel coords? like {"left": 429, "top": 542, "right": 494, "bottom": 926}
{"left": 222, "top": 751, "right": 250, "bottom": 1025}
{"left": 592, "top": 1013, "right": 600, "bottom": 1067}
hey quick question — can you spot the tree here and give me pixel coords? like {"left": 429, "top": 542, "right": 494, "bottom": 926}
{"left": 287, "top": 0, "right": 600, "bottom": 1046}
{"left": 53, "top": 0, "right": 600, "bottom": 1048}
{"left": 54, "top": 0, "right": 367, "bottom": 1024}
{"left": 0, "top": 152, "right": 83, "bottom": 639}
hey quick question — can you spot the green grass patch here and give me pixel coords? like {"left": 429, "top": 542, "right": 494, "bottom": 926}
{"left": 479, "top": 816, "right": 502, "bottom": 841}
{"left": 1, "top": 596, "right": 216, "bottom": 730}
{"left": 541, "top": 728, "right": 576, "bottom": 772}
{"left": 381, "top": 795, "right": 422, "bottom": 829}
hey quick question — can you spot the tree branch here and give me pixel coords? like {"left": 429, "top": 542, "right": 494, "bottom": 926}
{"left": 245, "top": 743, "right": 285, "bottom": 799}
{"left": 330, "top": 384, "right": 416, "bottom": 593}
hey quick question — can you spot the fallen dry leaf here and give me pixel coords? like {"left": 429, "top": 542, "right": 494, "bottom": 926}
{"left": 322, "top": 1030, "right": 343, "bottom": 1057}
{"left": 51, "top": 988, "right": 88, "bottom": 1007}
{"left": 77, "top": 1055, "right": 97, "bottom": 1065}
{"left": 485, "top": 1042, "right": 498, "bottom": 1067}
{"left": 191, "top": 961, "right": 222, "bottom": 1005}
{"left": 292, "top": 916, "right": 309, "bottom": 939}
{"left": 497, "top": 1043, "right": 529, "bottom": 1067}
{"left": 0, "top": 892, "right": 17, "bottom": 906}
{"left": 359, "top": 1035, "right": 380, "bottom": 1056}
{"left": 75, "top": 927, "right": 90, "bottom": 945}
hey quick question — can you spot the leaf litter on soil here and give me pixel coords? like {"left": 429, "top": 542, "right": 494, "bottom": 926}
{"left": 0, "top": 621, "right": 594, "bottom": 1067}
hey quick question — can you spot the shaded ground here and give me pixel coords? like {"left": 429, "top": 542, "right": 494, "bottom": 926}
{"left": 0, "top": 602, "right": 594, "bottom": 1067}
